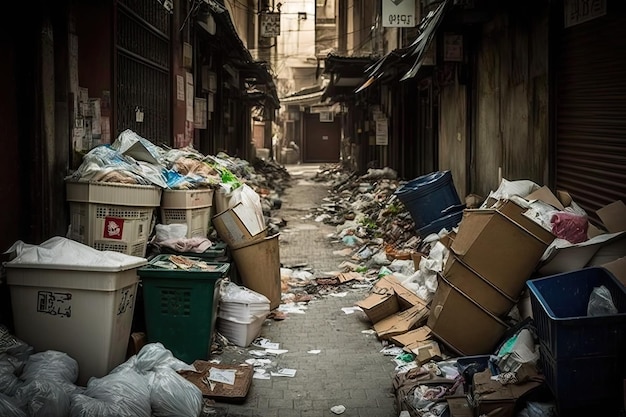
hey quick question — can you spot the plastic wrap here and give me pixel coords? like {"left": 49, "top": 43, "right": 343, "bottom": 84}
{"left": 0, "top": 354, "right": 23, "bottom": 396}
{"left": 0, "top": 392, "right": 27, "bottom": 417}
{"left": 0, "top": 326, "right": 33, "bottom": 360}
{"left": 15, "top": 380, "right": 70, "bottom": 417}
{"left": 149, "top": 367, "right": 202, "bottom": 417}
{"left": 79, "top": 369, "right": 151, "bottom": 417}
{"left": 111, "top": 129, "right": 164, "bottom": 165}
{"left": 551, "top": 212, "right": 588, "bottom": 244}
{"left": 135, "top": 343, "right": 195, "bottom": 373}
{"left": 220, "top": 281, "right": 270, "bottom": 304}
{"left": 21, "top": 351, "right": 78, "bottom": 386}
{"left": 587, "top": 285, "right": 618, "bottom": 316}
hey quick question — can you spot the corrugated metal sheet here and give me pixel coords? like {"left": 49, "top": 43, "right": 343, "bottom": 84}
{"left": 556, "top": 11, "right": 626, "bottom": 216}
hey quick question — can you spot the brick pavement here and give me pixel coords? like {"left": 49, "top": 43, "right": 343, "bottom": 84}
{"left": 207, "top": 164, "right": 399, "bottom": 417}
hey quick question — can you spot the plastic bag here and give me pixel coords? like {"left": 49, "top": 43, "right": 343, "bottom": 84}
{"left": 0, "top": 326, "right": 32, "bottom": 360}
{"left": 516, "top": 401, "right": 557, "bottom": 417}
{"left": 149, "top": 367, "right": 202, "bottom": 417}
{"left": 0, "top": 392, "right": 27, "bottom": 417}
{"left": 15, "top": 380, "right": 70, "bottom": 417}
{"left": 135, "top": 343, "right": 194, "bottom": 373}
{"left": 220, "top": 281, "right": 270, "bottom": 304}
{"left": 79, "top": 369, "right": 151, "bottom": 417}
{"left": 111, "top": 129, "right": 164, "bottom": 165}
{"left": 21, "top": 351, "right": 79, "bottom": 387}
{"left": 154, "top": 224, "right": 189, "bottom": 242}
{"left": 0, "top": 354, "right": 23, "bottom": 396}
{"left": 551, "top": 211, "right": 588, "bottom": 244}
{"left": 587, "top": 285, "right": 618, "bottom": 316}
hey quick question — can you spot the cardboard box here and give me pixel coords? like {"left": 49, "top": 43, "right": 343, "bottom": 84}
{"left": 443, "top": 255, "right": 517, "bottom": 316}
{"left": 493, "top": 199, "right": 555, "bottom": 245}
{"left": 391, "top": 326, "right": 431, "bottom": 347}
{"left": 539, "top": 200, "right": 626, "bottom": 275}
{"left": 447, "top": 398, "right": 473, "bottom": 417}
{"left": 373, "top": 305, "right": 429, "bottom": 340}
{"left": 355, "top": 290, "right": 400, "bottom": 324}
{"left": 451, "top": 210, "right": 549, "bottom": 296}
{"left": 471, "top": 368, "right": 544, "bottom": 417}
{"left": 374, "top": 275, "right": 429, "bottom": 310}
{"left": 602, "top": 257, "right": 626, "bottom": 287}
{"left": 412, "top": 340, "right": 442, "bottom": 364}
{"left": 427, "top": 275, "right": 509, "bottom": 356}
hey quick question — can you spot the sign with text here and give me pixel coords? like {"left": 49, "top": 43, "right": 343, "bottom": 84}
{"left": 261, "top": 13, "right": 281, "bottom": 37}
{"left": 382, "top": 0, "right": 416, "bottom": 28}
{"left": 376, "top": 118, "right": 389, "bottom": 146}
{"left": 564, "top": 0, "right": 606, "bottom": 28}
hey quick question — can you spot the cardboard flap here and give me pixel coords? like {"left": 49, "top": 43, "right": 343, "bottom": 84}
{"left": 355, "top": 292, "right": 395, "bottom": 309}
{"left": 525, "top": 186, "right": 565, "bottom": 210}
{"left": 373, "top": 305, "right": 429, "bottom": 339}
{"left": 391, "top": 326, "right": 432, "bottom": 347}
{"left": 451, "top": 210, "right": 495, "bottom": 256}
{"left": 374, "top": 275, "right": 429, "bottom": 310}
{"left": 602, "top": 257, "right": 626, "bottom": 286}
{"left": 473, "top": 369, "right": 544, "bottom": 402}
{"left": 596, "top": 200, "right": 626, "bottom": 233}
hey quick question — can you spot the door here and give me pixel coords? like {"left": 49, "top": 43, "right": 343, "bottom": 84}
{"left": 303, "top": 112, "right": 341, "bottom": 163}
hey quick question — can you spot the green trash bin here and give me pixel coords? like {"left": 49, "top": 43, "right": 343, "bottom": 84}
{"left": 137, "top": 254, "right": 230, "bottom": 364}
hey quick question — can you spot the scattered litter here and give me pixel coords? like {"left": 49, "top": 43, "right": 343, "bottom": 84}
{"left": 330, "top": 405, "right": 346, "bottom": 414}
{"left": 307, "top": 350, "right": 321, "bottom": 354}
{"left": 380, "top": 346, "right": 404, "bottom": 356}
{"left": 270, "top": 368, "right": 297, "bottom": 378}
{"left": 253, "top": 369, "right": 271, "bottom": 380}
{"left": 395, "top": 361, "right": 419, "bottom": 373}
{"left": 333, "top": 248, "right": 354, "bottom": 256}
{"left": 330, "top": 292, "right": 348, "bottom": 297}
{"left": 278, "top": 304, "right": 308, "bottom": 314}
{"left": 265, "top": 349, "right": 288, "bottom": 355}
{"left": 245, "top": 358, "right": 272, "bottom": 367}
{"left": 208, "top": 368, "right": 236, "bottom": 385}
{"left": 209, "top": 359, "right": 221, "bottom": 364}
{"left": 341, "top": 307, "right": 362, "bottom": 315}
{"left": 249, "top": 350, "right": 269, "bottom": 357}
{"left": 361, "top": 329, "right": 376, "bottom": 335}
{"left": 252, "top": 338, "right": 280, "bottom": 350}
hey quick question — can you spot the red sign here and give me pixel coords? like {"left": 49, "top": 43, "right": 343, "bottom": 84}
{"left": 104, "top": 217, "right": 124, "bottom": 240}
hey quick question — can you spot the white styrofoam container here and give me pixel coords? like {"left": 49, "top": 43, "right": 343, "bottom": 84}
{"left": 5, "top": 260, "right": 144, "bottom": 385}
{"left": 216, "top": 314, "right": 268, "bottom": 348}
{"left": 218, "top": 301, "right": 270, "bottom": 321}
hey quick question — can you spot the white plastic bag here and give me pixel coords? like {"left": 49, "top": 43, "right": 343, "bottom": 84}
{"left": 0, "top": 392, "right": 27, "bottom": 417}
{"left": 587, "top": 285, "right": 618, "bottom": 316}
{"left": 220, "top": 281, "right": 270, "bottom": 304}
{"left": 15, "top": 380, "right": 70, "bottom": 417}
{"left": 77, "top": 369, "right": 151, "bottom": 417}
{"left": 149, "top": 367, "right": 202, "bottom": 417}
{"left": 134, "top": 343, "right": 195, "bottom": 373}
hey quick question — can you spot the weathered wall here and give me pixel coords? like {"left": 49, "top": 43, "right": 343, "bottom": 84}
{"left": 439, "top": 77, "right": 468, "bottom": 199}
{"left": 474, "top": 5, "right": 549, "bottom": 197}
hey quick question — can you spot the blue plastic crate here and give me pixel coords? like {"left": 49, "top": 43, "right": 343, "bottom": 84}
{"left": 527, "top": 267, "right": 626, "bottom": 359}
{"left": 539, "top": 343, "right": 626, "bottom": 411}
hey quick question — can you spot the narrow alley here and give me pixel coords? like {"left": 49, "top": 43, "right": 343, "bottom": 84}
{"left": 209, "top": 165, "right": 398, "bottom": 417}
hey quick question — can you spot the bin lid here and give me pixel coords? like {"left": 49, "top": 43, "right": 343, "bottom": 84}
{"left": 4, "top": 237, "right": 147, "bottom": 272}
{"left": 138, "top": 254, "right": 230, "bottom": 279}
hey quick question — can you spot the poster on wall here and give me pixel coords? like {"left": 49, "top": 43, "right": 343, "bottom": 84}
{"left": 194, "top": 98, "right": 207, "bottom": 129}
{"left": 376, "top": 118, "right": 389, "bottom": 146}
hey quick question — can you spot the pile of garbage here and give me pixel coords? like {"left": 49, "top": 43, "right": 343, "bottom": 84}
{"left": 0, "top": 329, "right": 204, "bottom": 417}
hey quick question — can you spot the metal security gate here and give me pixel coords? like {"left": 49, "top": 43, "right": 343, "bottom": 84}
{"left": 116, "top": 0, "right": 171, "bottom": 144}
{"left": 555, "top": 6, "right": 626, "bottom": 216}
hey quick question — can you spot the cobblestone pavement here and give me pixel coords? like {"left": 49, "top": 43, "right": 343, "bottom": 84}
{"left": 207, "top": 164, "right": 398, "bottom": 417}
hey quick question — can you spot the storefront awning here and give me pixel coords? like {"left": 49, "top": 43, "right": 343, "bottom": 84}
{"left": 356, "top": 0, "right": 450, "bottom": 92}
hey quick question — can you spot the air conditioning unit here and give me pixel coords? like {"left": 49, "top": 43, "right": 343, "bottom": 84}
{"left": 319, "top": 112, "right": 334, "bottom": 122}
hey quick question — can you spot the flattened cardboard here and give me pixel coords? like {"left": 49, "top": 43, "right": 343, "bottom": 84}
{"left": 526, "top": 186, "right": 565, "bottom": 210}
{"left": 391, "top": 326, "right": 432, "bottom": 347}
{"left": 451, "top": 210, "right": 548, "bottom": 291}
{"left": 374, "top": 275, "right": 429, "bottom": 310}
{"left": 597, "top": 200, "right": 626, "bottom": 233}
{"left": 373, "top": 305, "right": 429, "bottom": 340}
{"left": 428, "top": 275, "right": 509, "bottom": 356}
{"left": 412, "top": 340, "right": 442, "bottom": 365}
{"left": 472, "top": 368, "right": 544, "bottom": 417}
{"left": 355, "top": 291, "right": 400, "bottom": 324}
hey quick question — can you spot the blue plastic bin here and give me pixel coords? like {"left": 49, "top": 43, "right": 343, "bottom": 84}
{"left": 539, "top": 343, "right": 626, "bottom": 411}
{"left": 527, "top": 267, "right": 626, "bottom": 359}
{"left": 394, "top": 171, "right": 461, "bottom": 228}
{"left": 416, "top": 204, "right": 464, "bottom": 238}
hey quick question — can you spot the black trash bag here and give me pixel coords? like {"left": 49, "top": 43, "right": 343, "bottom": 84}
{"left": 0, "top": 392, "right": 27, "bottom": 417}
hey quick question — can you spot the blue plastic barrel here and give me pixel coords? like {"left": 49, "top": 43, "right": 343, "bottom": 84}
{"left": 416, "top": 204, "right": 465, "bottom": 238}
{"left": 395, "top": 171, "right": 461, "bottom": 228}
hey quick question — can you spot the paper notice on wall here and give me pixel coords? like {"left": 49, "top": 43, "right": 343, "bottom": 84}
{"left": 194, "top": 98, "right": 207, "bottom": 129}
{"left": 376, "top": 118, "right": 389, "bottom": 146}
{"left": 177, "top": 74, "right": 185, "bottom": 101}
{"left": 186, "top": 72, "right": 194, "bottom": 122}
